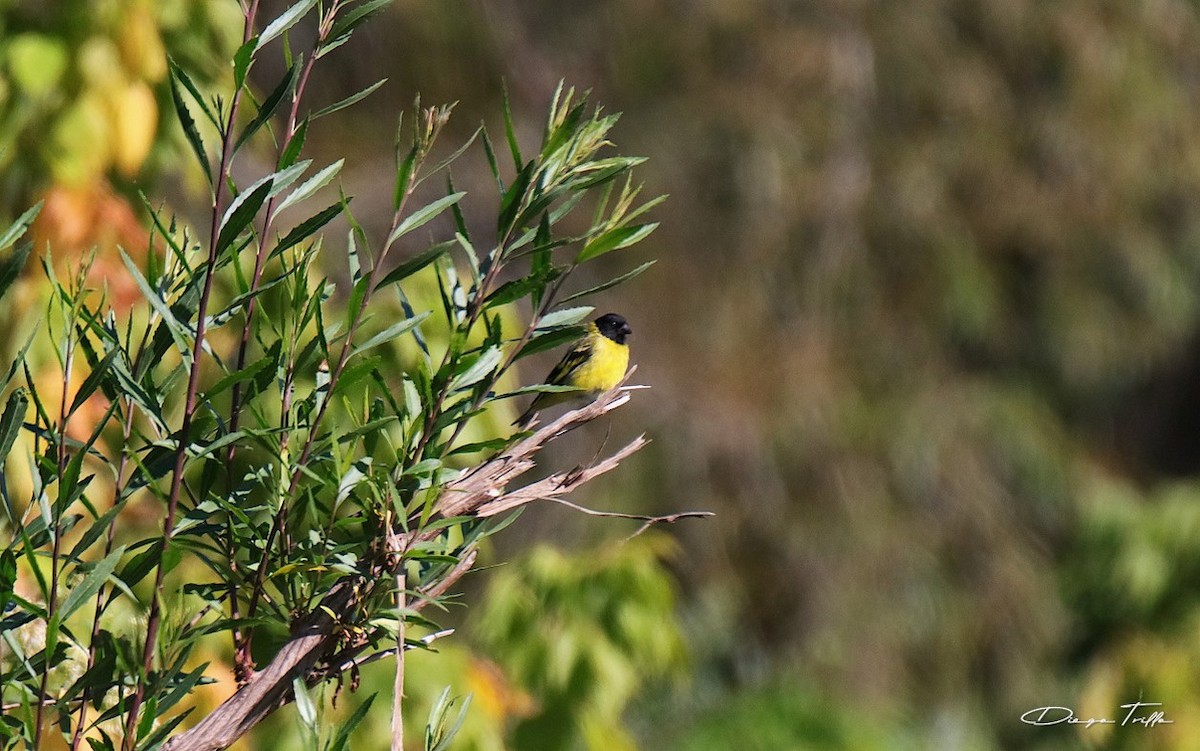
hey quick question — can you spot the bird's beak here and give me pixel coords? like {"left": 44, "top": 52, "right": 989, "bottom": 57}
{"left": 620, "top": 324, "right": 632, "bottom": 337}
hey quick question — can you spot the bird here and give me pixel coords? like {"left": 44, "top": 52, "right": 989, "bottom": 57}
{"left": 515, "top": 312, "right": 632, "bottom": 427}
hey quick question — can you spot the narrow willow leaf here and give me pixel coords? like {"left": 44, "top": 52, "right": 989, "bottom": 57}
{"left": 577, "top": 222, "right": 659, "bottom": 262}
{"left": 256, "top": 0, "right": 318, "bottom": 52}
{"left": 233, "top": 38, "right": 257, "bottom": 90}
{"left": 0, "top": 201, "right": 41, "bottom": 252}
{"left": 374, "top": 240, "right": 454, "bottom": 291}
{"left": 69, "top": 347, "right": 118, "bottom": 415}
{"left": 188, "top": 431, "right": 247, "bottom": 461}
{"left": 502, "top": 83, "right": 522, "bottom": 170}
{"left": 455, "top": 232, "right": 480, "bottom": 284}
{"left": 497, "top": 162, "right": 533, "bottom": 238}
{"left": 480, "top": 126, "right": 504, "bottom": 192}
{"left": 208, "top": 274, "right": 289, "bottom": 328}
{"left": 280, "top": 117, "right": 310, "bottom": 169}
{"left": 168, "top": 57, "right": 219, "bottom": 129}
{"left": 515, "top": 325, "right": 586, "bottom": 360}
{"left": 537, "top": 306, "right": 594, "bottom": 330}
{"left": 293, "top": 677, "right": 319, "bottom": 730}
{"left": 203, "top": 353, "right": 276, "bottom": 401}
{"left": 572, "top": 156, "right": 648, "bottom": 189}
{"left": 119, "top": 250, "right": 192, "bottom": 363}
{"left": 326, "top": 0, "right": 394, "bottom": 49}
{"left": 387, "top": 192, "right": 466, "bottom": 247}
{"left": 0, "top": 240, "right": 32, "bottom": 304}
{"left": 56, "top": 546, "right": 125, "bottom": 622}
{"left": 328, "top": 695, "right": 375, "bottom": 751}
{"left": 336, "top": 458, "right": 372, "bottom": 505}
{"left": 351, "top": 311, "right": 430, "bottom": 358}
{"left": 236, "top": 64, "right": 298, "bottom": 151}
{"left": 266, "top": 159, "right": 312, "bottom": 200}
{"left": 393, "top": 143, "right": 418, "bottom": 211}
{"left": 0, "top": 388, "right": 28, "bottom": 461}
{"left": 485, "top": 267, "right": 559, "bottom": 308}
{"left": 450, "top": 346, "right": 502, "bottom": 391}
{"left": 313, "top": 78, "right": 387, "bottom": 120}
{"left": 277, "top": 159, "right": 344, "bottom": 212}
{"left": 168, "top": 64, "right": 211, "bottom": 185}
{"left": 216, "top": 180, "right": 273, "bottom": 253}
{"left": 270, "top": 202, "right": 343, "bottom": 259}
{"left": 560, "top": 260, "right": 656, "bottom": 303}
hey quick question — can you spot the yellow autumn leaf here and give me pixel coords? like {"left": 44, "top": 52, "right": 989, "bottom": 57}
{"left": 119, "top": 4, "right": 168, "bottom": 82}
{"left": 111, "top": 80, "right": 158, "bottom": 176}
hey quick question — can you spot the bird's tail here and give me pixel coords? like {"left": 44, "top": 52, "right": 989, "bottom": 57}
{"left": 513, "top": 394, "right": 543, "bottom": 428}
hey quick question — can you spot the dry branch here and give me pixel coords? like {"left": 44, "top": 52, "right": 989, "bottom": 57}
{"left": 161, "top": 380, "right": 662, "bottom": 751}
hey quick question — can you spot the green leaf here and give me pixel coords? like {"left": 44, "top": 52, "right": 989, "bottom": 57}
{"left": 313, "top": 78, "right": 387, "bottom": 120}
{"left": 0, "top": 239, "right": 32, "bottom": 305}
{"left": 326, "top": 0, "right": 394, "bottom": 48}
{"left": 216, "top": 180, "right": 274, "bottom": 253}
{"left": 497, "top": 161, "right": 534, "bottom": 238}
{"left": 387, "top": 192, "right": 466, "bottom": 247}
{"left": 328, "top": 695, "right": 375, "bottom": 751}
{"left": 69, "top": 347, "right": 118, "bottom": 415}
{"left": 277, "top": 159, "right": 344, "bottom": 212}
{"left": 120, "top": 250, "right": 192, "bottom": 363}
{"left": 571, "top": 156, "right": 648, "bottom": 189}
{"left": 168, "top": 62, "right": 211, "bottom": 185}
{"left": 560, "top": 260, "right": 656, "bottom": 303}
{"left": 256, "top": 0, "right": 318, "bottom": 52}
{"left": 236, "top": 64, "right": 298, "bottom": 152}
{"left": 293, "top": 677, "right": 318, "bottom": 730}
{"left": 168, "top": 57, "right": 219, "bottom": 129}
{"left": 266, "top": 160, "right": 311, "bottom": 200}
{"left": 136, "top": 697, "right": 157, "bottom": 740}
{"left": 56, "top": 546, "right": 125, "bottom": 622}
{"left": 502, "top": 82, "right": 523, "bottom": 170}
{"left": 204, "top": 349, "right": 278, "bottom": 401}
{"left": 232, "top": 38, "right": 257, "bottom": 90}
{"left": 0, "top": 201, "right": 41, "bottom": 252}
{"left": 393, "top": 142, "right": 418, "bottom": 211}
{"left": 351, "top": 311, "right": 430, "bottom": 357}
{"left": 485, "top": 266, "right": 560, "bottom": 308}
{"left": 577, "top": 222, "right": 659, "bottom": 262}
{"left": 375, "top": 240, "right": 454, "bottom": 291}
{"left": 516, "top": 326, "right": 586, "bottom": 360}
{"left": 450, "top": 346, "right": 502, "bottom": 391}
{"left": 279, "top": 117, "right": 310, "bottom": 169}
{"left": 271, "top": 201, "right": 343, "bottom": 257}
{"left": 537, "top": 305, "right": 594, "bottom": 329}
{"left": 480, "top": 126, "right": 504, "bottom": 192}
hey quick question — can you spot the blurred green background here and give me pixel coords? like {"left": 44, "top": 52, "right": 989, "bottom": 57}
{"left": 6, "top": 0, "right": 1200, "bottom": 749}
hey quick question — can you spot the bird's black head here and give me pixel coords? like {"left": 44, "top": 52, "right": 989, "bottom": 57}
{"left": 595, "top": 313, "right": 632, "bottom": 344}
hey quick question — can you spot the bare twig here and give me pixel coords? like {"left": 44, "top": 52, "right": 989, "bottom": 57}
{"left": 534, "top": 497, "right": 714, "bottom": 539}
{"left": 332, "top": 630, "right": 455, "bottom": 675}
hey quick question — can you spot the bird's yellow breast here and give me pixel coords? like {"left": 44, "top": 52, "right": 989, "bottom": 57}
{"left": 569, "top": 332, "right": 629, "bottom": 393}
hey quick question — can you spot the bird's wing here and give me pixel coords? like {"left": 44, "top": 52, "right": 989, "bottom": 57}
{"left": 544, "top": 336, "right": 594, "bottom": 386}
